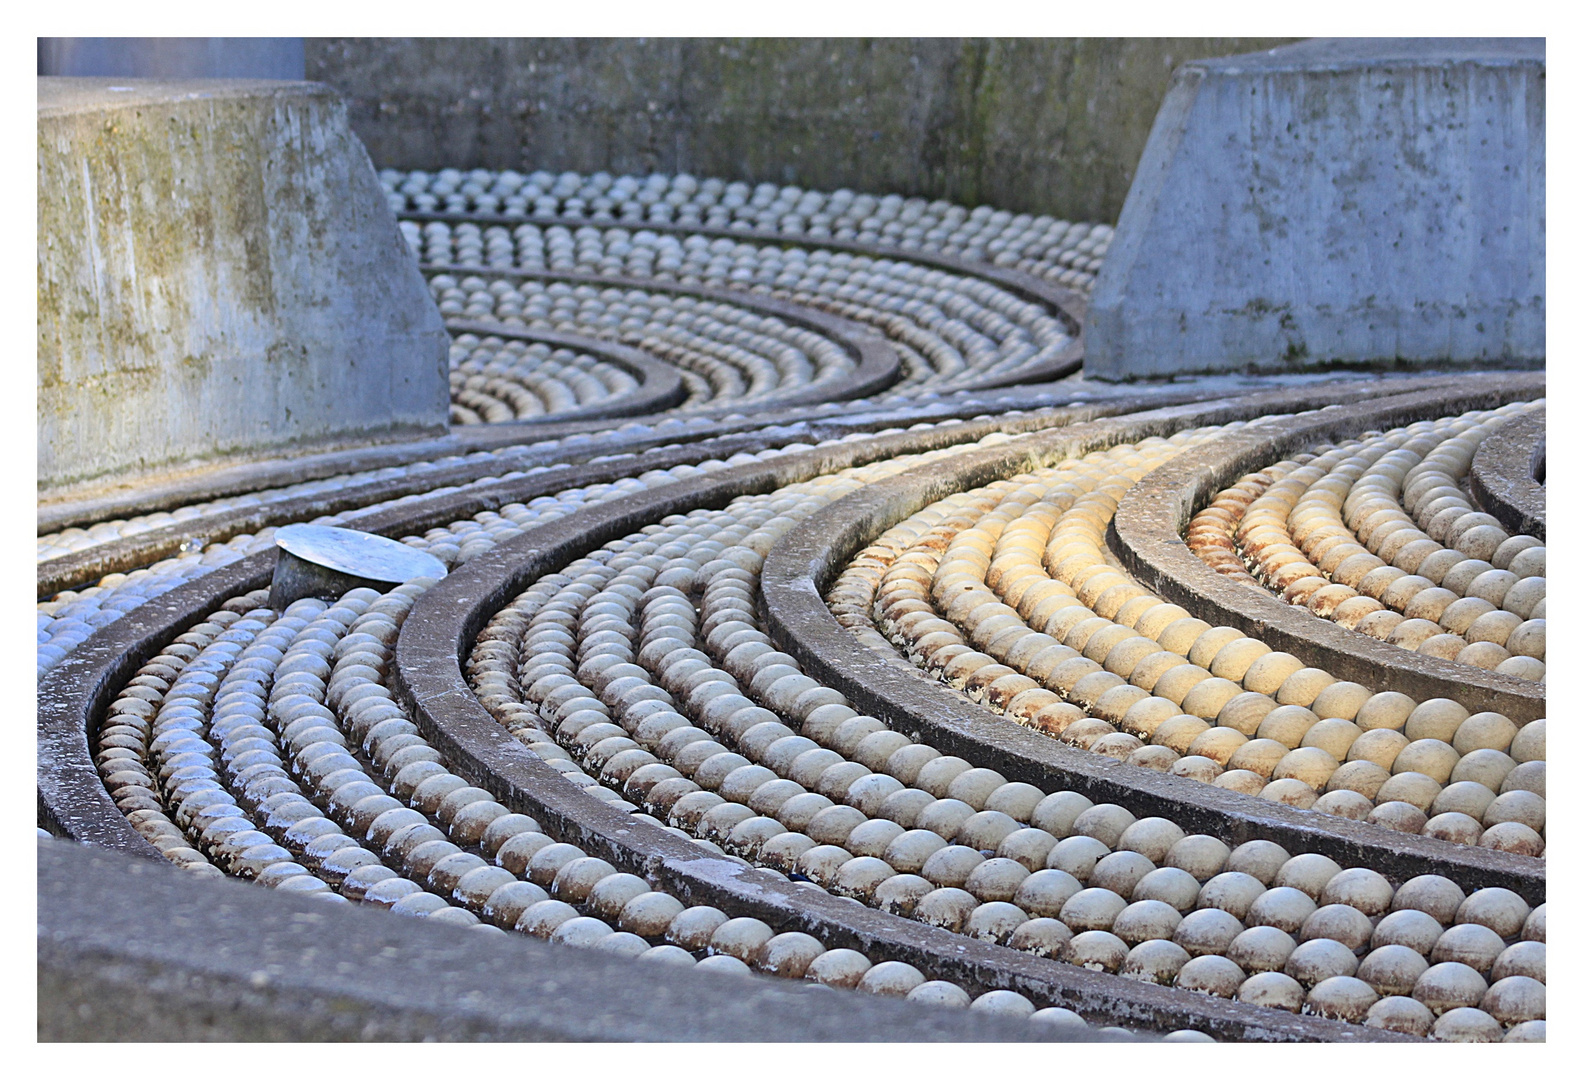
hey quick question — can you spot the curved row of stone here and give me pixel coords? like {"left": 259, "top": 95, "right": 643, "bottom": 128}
{"left": 386, "top": 168, "right": 1109, "bottom": 292}
{"left": 394, "top": 484, "right": 1397, "bottom": 1038}
{"left": 1186, "top": 405, "right": 1544, "bottom": 679}
{"left": 46, "top": 348, "right": 1217, "bottom": 544}
{"left": 77, "top": 550, "right": 1167, "bottom": 1028}
{"left": 444, "top": 323, "right": 687, "bottom": 424}
{"left": 760, "top": 380, "right": 1545, "bottom": 891}
{"left": 37, "top": 401, "right": 1085, "bottom": 677}
{"left": 38, "top": 436, "right": 818, "bottom": 681}
{"left": 44, "top": 396, "right": 1171, "bottom": 815}
{"left": 419, "top": 225, "right": 1077, "bottom": 396}
{"left": 1111, "top": 378, "right": 1547, "bottom": 726}
{"left": 40, "top": 383, "right": 1231, "bottom": 677}
{"left": 828, "top": 429, "right": 1544, "bottom": 852}
{"left": 390, "top": 381, "right": 1550, "bottom": 1038}
{"left": 112, "top": 586, "right": 1149, "bottom": 1023}
{"left": 430, "top": 269, "right": 896, "bottom": 409}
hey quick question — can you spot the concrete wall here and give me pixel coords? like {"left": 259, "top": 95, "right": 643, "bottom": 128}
{"left": 39, "top": 38, "right": 306, "bottom": 80}
{"left": 305, "top": 38, "right": 1296, "bottom": 224}
{"left": 1086, "top": 39, "right": 1545, "bottom": 380}
{"left": 38, "top": 78, "right": 451, "bottom": 494}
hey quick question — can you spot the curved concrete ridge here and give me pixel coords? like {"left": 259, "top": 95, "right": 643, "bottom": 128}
{"left": 443, "top": 319, "right": 689, "bottom": 422}
{"left": 401, "top": 209, "right": 1088, "bottom": 333}
{"left": 1470, "top": 406, "right": 1545, "bottom": 540}
{"left": 756, "top": 378, "right": 1545, "bottom": 903}
{"left": 39, "top": 399, "right": 1163, "bottom": 845}
{"left": 39, "top": 840, "right": 1082, "bottom": 1043}
{"left": 388, "top": 431, "right": 1403, "bottom": 1042}
{"left": 38, "top": 431, "right": 477, "bottom": 537}
{"left": 37, "top": 554, "right": 272, "bottom": 857}
{"left": 1109, "top": 374, "right": 1546, "bottom": 724}
{"left": 37, "top": 388, "right": 1224, "bottom": 597}
{"left": 424, "top": 263, "right": 904, "bottom": 406}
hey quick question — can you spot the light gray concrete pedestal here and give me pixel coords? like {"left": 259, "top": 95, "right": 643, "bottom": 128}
{"left": 38, "top": 78, "right": 450, "bottom": 495}
{"left": 1087, "top": 39, "right": 1545, "bottom": 380}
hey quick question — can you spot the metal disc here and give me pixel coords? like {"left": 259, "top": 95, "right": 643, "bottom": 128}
{"left": 269, "top": 524, "right": 447, "bottom": 608}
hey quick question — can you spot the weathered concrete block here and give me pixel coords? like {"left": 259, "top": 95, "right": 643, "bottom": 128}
{"left": 38, "top": 78, "right": 449, "bottom": 494}
{"left": 1087, "top": 39, "right": 1544, "bottom": 380}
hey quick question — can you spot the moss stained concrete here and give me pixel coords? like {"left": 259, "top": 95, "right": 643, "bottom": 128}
{"left": 38, "top": 78, "right": 450, "bottom": 496}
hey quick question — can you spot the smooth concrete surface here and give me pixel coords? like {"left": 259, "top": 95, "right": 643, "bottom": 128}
{"left": 307, "top": 38, "right": 1295, "bottom": 223}
{"left": 39, "top": 38, "right": 306, "bottom": 80}
{"left": 38, "top": 78, "right": 450, "bottom": 494}
{"left": 1086, "top": 38, "right": 1545, "bottom": 380}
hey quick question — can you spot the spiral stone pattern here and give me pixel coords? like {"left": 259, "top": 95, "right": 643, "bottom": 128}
{"left": 38, "top": 168, "right": 1545, "bottom": 1042}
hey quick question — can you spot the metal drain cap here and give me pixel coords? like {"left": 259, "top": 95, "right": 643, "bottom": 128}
{"left": 270, "top": 524, "right": 447, "bottom": 608}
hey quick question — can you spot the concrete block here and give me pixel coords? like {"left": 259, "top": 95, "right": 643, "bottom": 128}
{"left": 1087, "top": 39, "right": 1544, "bottom": 380}
{"left": 38, "top": 78, "right": 450, "bottom": 494}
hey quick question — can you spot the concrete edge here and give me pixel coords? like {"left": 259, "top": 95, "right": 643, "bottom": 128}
{"left": 1469, "top": 407, "right": 1545, "bottom": 540}
{"left": 37, "top": 839, "right": 1077, "bottom": 1042}
{"left": 1109, "top": 375, "right": 1547, "bottom": 723}
{"left": 1185, "top": 37, "right": 1545, "bottom": 75}
{"left": 37, "top": 76, "right": 333, "bottom": 116}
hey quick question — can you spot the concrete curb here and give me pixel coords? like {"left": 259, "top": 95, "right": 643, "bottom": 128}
{"left": 38, "top": 839, "right": 1080, "bottom": 1042}
{"left": 1470, "top": 406, "right": 1545, "bottom": 540}
{"left": 1110, "top": 375, "right": 1546, "bottom": 723}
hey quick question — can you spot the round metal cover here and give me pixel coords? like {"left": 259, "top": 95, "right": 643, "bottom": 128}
{"left": 269, "top": 524, "right": 447, "bottom": 608}
{"left": 275, "top": 524, "right": 448, "bottom": 581}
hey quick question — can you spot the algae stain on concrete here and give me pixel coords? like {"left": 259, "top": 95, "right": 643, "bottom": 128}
{"left": 39, "top": 78, "right": 449, "bottom": 493}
